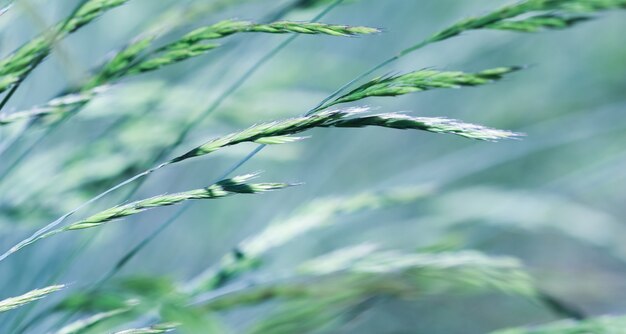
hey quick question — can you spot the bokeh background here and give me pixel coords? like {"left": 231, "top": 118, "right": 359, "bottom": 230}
{"left": 0, "top": 0, "right": 625, "bottom": 333}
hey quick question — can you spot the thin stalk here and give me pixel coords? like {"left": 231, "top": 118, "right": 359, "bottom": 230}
{"left": 0, "top": 82, "right": 20, "bottom": 112}
{"left": 0, "top": 160, "right": 170, "bottom": 263}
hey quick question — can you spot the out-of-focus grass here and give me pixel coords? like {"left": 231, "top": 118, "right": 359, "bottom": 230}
{"left": 0, "top": 1, "right": 625, "bottom": 333}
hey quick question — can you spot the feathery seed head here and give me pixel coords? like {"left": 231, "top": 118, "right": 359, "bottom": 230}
{"left": 332, "top": 114, "right": 524, "bottom": 141}
{"left": 172, "top": 105, "right": 519, "bottom": 164}
{"left": 487, "top": 14, "right": 591, "bottom": 32}
{"left": 64, "top": 175, "right": 292, "bottom": 231}
{"left": 65, "top": 0, "right": 130, "bottom": 33}
{"left": 87, "top": 36, "right": 157, "bottom": 87}
{"left": 178, "top": 20, "right": 380, "bottom": 42}
{"left": 0, "top": 86, "right": 109, "bottom": 125}
{"left": 417, "top": 0, "right": 626, "bottom": 48}
{"left": 126, "top": 43, "right": 219, "bottom": 75}
{"left": 0, "top": 0, "right": 129, "bottom": 93}
{"left": 0, "top": 285, "right": 65, "bottom": 313}
{"left": 327, "top": 66, "right": 522, "bottom": 106}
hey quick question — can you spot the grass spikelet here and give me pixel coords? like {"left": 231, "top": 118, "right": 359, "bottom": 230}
{"left": 0, "top": 86, "right": 110, "bottom": 126}
{"left": 331, "top": 113, "right": 522, "bottom": 141}
{"left": 323, "top": 67, "right": 521, "bottom": 107}
{"left": 556, "top": 0, "right": 626, "bottom": 12}
{"left": 1, "top": 175, "right": 292, "bottom": 259}
{"left": 64, "top": 174, "right": 290, "bottom": 231}
{"left": 173, "top": 107, "right": 520, "bottom": 162}
{"left": 169, "top": 20, "right": 379, "bottom": 43}
{"left": 486, "top": 14, "right": 591, "bottom": 32}
{"left": 0, "top": 285, "right": 65, "bottom": 313}
{"left": 126, "top": 20, "right": 379, "bottom": 75}
{"left": 418, "top": 0, "right": 626, "bottom": 48}
{"left": 86, "top": 35, "right": 157, "bottom": 88}
{"left": 0, "top": 0, "right": 129, "bottom": 93}
{"left": 63, "top": 0, "right": 129, "bottom": 33}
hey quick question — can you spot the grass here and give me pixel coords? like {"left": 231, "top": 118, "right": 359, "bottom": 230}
{"left": 0, "top": 285, "right": 65, "bottom": 313}
{"left": 1, "top": 174, "right": 292, "bottom": 258}
{"left": 0, "top": 0, "right": 625, "bottom": 332}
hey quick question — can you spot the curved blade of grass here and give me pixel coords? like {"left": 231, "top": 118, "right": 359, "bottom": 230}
{"left": 2, "top": 174, "right": 292, "bottom": 258}
{"left": 0, "top": 285, "right": 65, "bottom": 313}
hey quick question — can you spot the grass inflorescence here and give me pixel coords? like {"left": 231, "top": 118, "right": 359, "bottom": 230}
{"left": 321, "top": 67, "right": 521, "bottom": 108}
{"left": 174, "top": 107, "right": 520, "bottom": 162}
{"left": 126, "top": 20, "right": 378, "bottom": 75}
{"left": 0, "top": 0, "right": 129, "bottom": 94}
{"left": 3, "top": 174, "right": 292, "bottom": 258}
{"left": 0, "top": 285, "right": 65, "bottom": 313}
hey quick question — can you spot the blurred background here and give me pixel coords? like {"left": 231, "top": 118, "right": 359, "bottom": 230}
{"left": 0, "top": 0, "right": 625, "bottom": 333}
